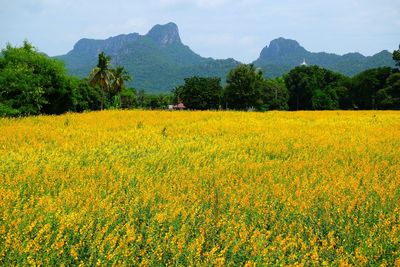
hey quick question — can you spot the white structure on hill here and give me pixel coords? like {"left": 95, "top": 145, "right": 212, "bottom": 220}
{"left": 300, "top": 58, "right": 308, "bottom": 66}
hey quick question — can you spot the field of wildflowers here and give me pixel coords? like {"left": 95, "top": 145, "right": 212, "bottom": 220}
{"left": 0, "top": 110, "right": 399, "bottom": 266}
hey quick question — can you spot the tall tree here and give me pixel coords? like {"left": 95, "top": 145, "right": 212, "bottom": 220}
{"left": 88, "top": 52, "right": 114, "bottom": 109}
{"left": 350, "top": 67, "right": 393, "bottom": 109}
{"left": 284, "top": 66, "right": 318, "bottom": 110}
{"left": 376, "top": 72, "right": 400, "bottom": 110}
{"left": 225, "top": 64, "right": 264, "bottom": 110}
{"left": 284, "top": 66, "right": 349, "bottom": 110}
{"left": 111, "top": 66, "right": 131, "bottom": 95}
{"left": 173, "top": 76, "right": 223, "bottom": 110}
{"left": 261, "top": 78, "right": 289, "bottom": 110}
{"left": 0, "top": 41, "right": 72, "bottom": 116}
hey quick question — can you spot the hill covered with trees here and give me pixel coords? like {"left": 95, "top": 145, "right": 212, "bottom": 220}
{"left": 56, "top": 23, "right": 396, "bottom": 92}
{"left": 253, "top": 38, "right": 395, "bottom": 78}
{"left": 56, "top": 23, "right": 240, "bottom": 92}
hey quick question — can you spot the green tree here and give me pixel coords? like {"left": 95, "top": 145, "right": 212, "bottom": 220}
{"left": 111, "top": 66, "right": 132, "bottom": 95}
{"left": 261, "top": 78, "right": 289, "bottom": 110}
{"left": 311, "top": 87, "right": 339, "bottom": 110}
{"left": 119, "top": 88, "right": 137, "bottom": 109}
{"left": 225, "top": 64, "right": 264, "bottom": 110}
{"left": 173, "top": 76, "right": 223, "bottom": 110}
{"left": 88, "top": 53, "right": 133, "bottom": 109}
{"left": 0, "top": 41, "right": 72, "bottom": 116}
{"left": 108, "top": 66, "right": 132, "bottom": 108}
{"left": 393, "top": 45, "right": 400, "bottom": 68}
{"left": 88, "top": 52, "right": 114, "bottom": 109}
{"left": 376, "top": 72, "right": 400, "bottom": 109}
{"left": 144, "top": 93, "right": 171, "bottom": 109}
{"left": 350, "top": 67, "right": 393, "bottom": 109}
{"left": 137, "top": 89, "right": 146, "bottom": 108}
{"left": 0, "top": 42, "right": 118, "bottom": 117}
{"left": 285, "top": 65, "right": 349, "bottom": 110}
{"left": 284, "top": 66, "right": 314, "bottom": 110}
{"left": 68, "top": 78, "right": 103, "bottom": 112}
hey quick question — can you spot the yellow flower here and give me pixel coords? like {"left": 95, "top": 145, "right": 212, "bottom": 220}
{"left": 0, "top": 110, "right": 399, "bottom": 265}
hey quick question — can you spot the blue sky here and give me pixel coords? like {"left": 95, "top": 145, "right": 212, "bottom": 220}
{"left": 1, "top": 0, "right": 399, "bottom": 62}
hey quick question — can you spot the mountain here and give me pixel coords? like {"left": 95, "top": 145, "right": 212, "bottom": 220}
{"left": 253, "top": 38, "right": 396, "bottom": 77}
{"left": 56, "top": 24, "right": 396, "bottom": 92}
{"left": 56, "top": 23, "right": 240, "bottom": 92}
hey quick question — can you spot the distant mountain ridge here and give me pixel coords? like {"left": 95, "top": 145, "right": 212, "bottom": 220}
{"left": 56, "top": 23, "right": 396, "bottom": 92}
{"left": 253, "top": 37, "right": 395, "bottom": 77}
{"left": 56, "top": 23, "right": 240, "bottom": 92}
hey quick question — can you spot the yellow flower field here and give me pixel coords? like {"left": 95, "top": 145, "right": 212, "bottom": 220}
{"left": 0, "top": 110, "right": 399, "bottom": 266}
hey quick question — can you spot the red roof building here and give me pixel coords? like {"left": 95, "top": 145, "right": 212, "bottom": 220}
{"left": 173, "top": 103, "right": 186, "bottom": 110}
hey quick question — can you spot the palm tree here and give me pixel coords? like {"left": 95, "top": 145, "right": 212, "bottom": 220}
{"left": 88, "top": 52, "right": 114, "bottom": 109}
{"left": 111, "top": 66, "right": 132, "bottom": 95}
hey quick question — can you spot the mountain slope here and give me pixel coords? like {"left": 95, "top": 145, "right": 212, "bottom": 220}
{"left": 56, "top": 24, "right": 396, "bottom": 92}
{"left": 253, "top": 38, "right": 396, "bottom": 77}
{"left": 56, "top": 23, "right": 240, "bottom": 92}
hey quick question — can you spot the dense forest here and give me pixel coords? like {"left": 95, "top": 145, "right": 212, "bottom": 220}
{"left": 0, "top": 41, "right": 399, "bottom": 117}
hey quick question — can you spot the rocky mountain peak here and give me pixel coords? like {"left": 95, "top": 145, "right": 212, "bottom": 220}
{"left": 253, "top": 37, "right": 309, "bottom": 66}
{"left": 146, "top": 22, "right": 181, "bottom": 47}
{"left": 261, "top": 38, "right": 306, "bottom": 58}
{"left": 71, "top": 33, "right": 140, "bottom": 56}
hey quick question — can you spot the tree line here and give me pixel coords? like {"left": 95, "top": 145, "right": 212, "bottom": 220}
{"left": 174, "top": 56, "right": 400, "bottom": 111}
{"left": 0, "top": 41, "right": 399, "bottom": 117}
{"left": 0, "top": 42, "right": 171, "bottom": 116}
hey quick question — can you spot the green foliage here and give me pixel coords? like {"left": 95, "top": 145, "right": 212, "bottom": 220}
{"left": 283, "top": 65, "right": 398, "bottom": 111}
{"left": 335, "top": 85, "right": 352, "bottom": 110}
{"left": 0, "top": 42, "right": 65, "bottom": 116}
{"left": 224, "top": 65, "right": 289, "bottom": 111}
{"left": 376, "top": 72, "right": 400, "bottom": 110}
{"left": 254, "top": 38, "right": 396, "bottom": 79}
{"left": 225, "top": 64, "right": 265, "bottom": 110}
{"left": 56, "top": 26, "right": 239, "bottom": 92}
{"left": 0, "top": 64, "right": 47, "bottom": 116}
{"left": 136, "top": 89, "right": 146, "bottom": 107}
{"left": 261, "top": 78, "right": 289, "bottom": 110}
{"left": 88, "top": 52, "right": 113, "bottom": 109}
{"left": 143, "top": 93, "right": 172, "bottom": 109}
{"left": 68, "top": 78, "right": 104, "bottom": 112}
{"left": 1, "top": 39, "right": 398, "bottom": 116}
{"left": 350, "top": 67, "right": 393, "bottom": 109}
{"left": 119, "top": 88, "right": 137, "bottom": 109}
{"left": 126, "top": 88, "right": 171, "bottom": 109}
{"left": 284, "top": 66, "right": 349, "bottom": 110}
{"left": 173, "top": 76, "right": 223, "bottom": 110}
{"left": 0, "top": 42, "right": 105, "bottom": 117}
{"left": 59, "top": 34, "right": 395, "bottom": 93}
{"left": 393, "top": 45, "right": 400, "bottom": 68}
{"left": 111, "top": 67, "right": 132, "bottom": 95}
{"left": 311, "top": 88, "right": 339, "bottom": 110}
{"left": 88, "top": 52, "right": 132, "bottom": 109}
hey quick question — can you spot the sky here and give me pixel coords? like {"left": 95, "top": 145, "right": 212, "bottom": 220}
{"left": 1, "top": 0, "right": 399, "bottom": 63}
